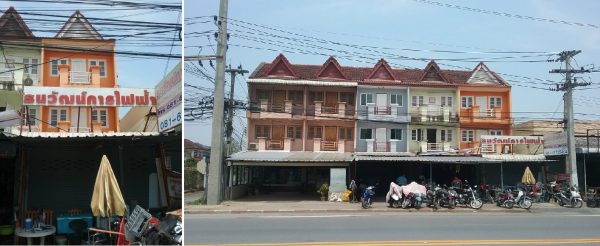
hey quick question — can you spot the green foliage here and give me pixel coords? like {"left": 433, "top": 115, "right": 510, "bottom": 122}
{"left": 184, "top": 158, "right": 197, "bottom": 168}
{"left": 317, "top": 183, "right": 329, "bottom": 196}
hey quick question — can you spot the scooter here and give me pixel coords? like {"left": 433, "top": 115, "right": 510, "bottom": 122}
{"left": 402, "top": 192, "right": 423, "bottom": 209}
{"left": 433, "top": 185, "right": 456, "bottom": 209}
{"left": 361, "top": 185, "right": 376, "bottom": 209}
{"left": 556, "top": 186, "right": 583, "bottom": 208}
{"left": 513, "top": 188, "right": 533, "bottom": 209}
{"left": 496, "top": 190, "right": 515, "bottom": 209}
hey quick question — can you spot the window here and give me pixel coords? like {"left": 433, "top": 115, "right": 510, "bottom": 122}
{"left": 309, "top": 91, "right": 324, "bottom": 103}
{"left": 50, "top": 58, "right": 68, "bottom": 76}
{"left": 287, "top": 126, "right": 302, "bottom": 139}
{"left": 338, "top": 127, "right": 353, "bottom": 140}
{"left": 255, "top": 125, "right": 270, "bottom": 138}
{"left": 461, "top": 130, "right": 474, "bottom": 142}
{"left": 22, "top": 108, "right": 37, "bottom": 126}
{"left": 90, "top": 60, "right": 107, "bottom": 77}
{"left": 23, "top": 58, "right": 39, "bottom": 74}
{"left": 4, "top": 58, "right": 14, "bottom": 69}
{"left": 490, "top": 130, "right": 502, "bottom": 136}
{"left": 429, "top": 96, "right": 436, "bottom": 104}
{"left": 411, "top": 129, "right": 423, "bottom": 141}
{"left": 441, "top": 129, "right": 453, "bottom": 141}
{"left": 255, "top": 90, "right": 271, "bottom": 101}
{"left": 390, "top": 129, "right": 402, "bottom": 140}
{"left": 340, "top": 92, "right": 355, "bottom": 105}
{"left": 50, "top": 108, "right": 68, "bottom": 127}
{"left": 390, "top": 94, "right": 403, "bottom": 106}
{"left": 360, "top": 93, "right": 373, "bottom": 106}
{"left": 288, "top": 91, "right": 303, "bottom": 105}
{"left": 309, "top": 126, "right": 322, "bottom": 139}
{"left": 412, "top": 96, "right": 424, "bottom": 106}
{"left": 461, "top": 96, "right": 473, "bottom": 108}
{"left": 359, "top": 128, "right": 372, "bottom": 139}
{"left": 442, "top": 96, "right": 453, "bottom": 107}
{"left": 91, "top": 109, "right": 108, "bottom": 127}
{"left": 489, "top": 97, "right": 502, "bottom": 109}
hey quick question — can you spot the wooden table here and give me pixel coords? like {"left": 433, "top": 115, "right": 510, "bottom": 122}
{"left": 15, "top": 226, "right": 56, "bottom": 245}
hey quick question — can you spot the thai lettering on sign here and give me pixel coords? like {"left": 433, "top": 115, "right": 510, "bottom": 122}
{"left": 480, "top": 135, "right": 544, "bottom": 145}
{"left": 23, "top": 86, "right": 157, "bottom": 107}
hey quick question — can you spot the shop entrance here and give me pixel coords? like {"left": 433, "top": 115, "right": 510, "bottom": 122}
{"left": 0, "top": 158, "right": 15, "bottom": 244}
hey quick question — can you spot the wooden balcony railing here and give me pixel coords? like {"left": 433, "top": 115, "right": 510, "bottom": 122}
{"left": 321, "top": 105, "right": 338, "bottom": 114}
{"left": 374, "top": 106, "right": 391, "bottom": 115}
{"left": 375, "top": 141, "right": 390, "bottom": 152}
{"left": 321, "top": 141, "right": 338, "bottom": 151}
{"left": 267, "top": 139, "right": 284, "bottom": 150}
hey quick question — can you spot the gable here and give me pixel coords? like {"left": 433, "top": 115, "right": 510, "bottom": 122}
{"left": 367, "top": 59, "right": 397, "bottom": 81}
{"left": 264, "top": 54, "right": 297, "bottom": 77}
{"left": 317, "top": 57, "right": 346, "bottom": 79}
{"left": 0, "top": 7, "right": 34, "bottom": 38}
{"left": 55, "top": 11, "right": 102, "bottom": 39}
{"left": 467, "top": 63, "right": 502, "bottom": 84}
{"left": 419, "top": 60, "right": 448, "bottom": 82}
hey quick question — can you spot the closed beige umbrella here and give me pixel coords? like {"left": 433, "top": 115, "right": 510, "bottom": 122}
{"left": 91, "top": 155, "right": 126, "bottom": 217}
{"left": 522, "top": 166, "right": 536, "bottom": 185}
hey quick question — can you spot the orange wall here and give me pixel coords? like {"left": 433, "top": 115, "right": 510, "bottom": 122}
{"left": 459, "top": 90, "right": 511, "bottom": 122}
{"left": 41, "top": 50, "right": 116, "bottom": 88}
{"left": 40, "top": 106, "right": 119, "bottom": 132}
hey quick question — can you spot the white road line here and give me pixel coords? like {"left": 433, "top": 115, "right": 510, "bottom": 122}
{"left": 262, "top": 214, "right": 369, "bottom": 218}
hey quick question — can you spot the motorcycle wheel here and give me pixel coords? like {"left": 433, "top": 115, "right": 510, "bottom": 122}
{"left": 587, "top": 200, "right": 598, "bottom": 208}
{"left": 520, "top": 198, "right": 533, "bottom": 209}
{"left": 401, "top": 199, "right": 409, "bottom": 209}
{"left": 558, "top": 200, "right": 564, "bottom": 207}
{"left": 361, "top": 198, "right": 369, "bottom": 209}
{"left": 414, "top": 200, "right": 422, "bottom": 209}
{"left": 470, "top": 199, "right": 483, "bottom": 209}
{"left": 573, "top": 200, "right": 583, "bottom": 208}
{"left": 448, "top": 200, "right": 456, "bottom": 209}
{"left": 392, "top": 200, "right": 401, "bottom": 208}
{"left": 504, "top": 200, "right": 514, "bottom": 209}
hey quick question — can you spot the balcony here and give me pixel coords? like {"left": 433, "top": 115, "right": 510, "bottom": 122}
{"left": 69, "top": 71, "right": 91, "bottom": 84}
{"left": 460, "top": 106, "right": 512, "bottom": 125}
{"left": 266, "top": 139, "right": 284, "bottom": 150}
{"left": 358, "top": 104, "right": 409, "bottom": 122}
{"left": 247, "top": 100, "right": 304, "bottom": 119}
{"left": 419, "top": 141, "right": 451, "bottom": 152}
{"left": 365, "top": 139, "right": 400, "bottom": 152}
{"left": 69, "top": 127, "right": 90, "bottom": 133}
{"left": 321, "top": 140, "right": 338, "bottom": 151}
{"left": 410, "top": 106, "right": 458, "bottom": 123}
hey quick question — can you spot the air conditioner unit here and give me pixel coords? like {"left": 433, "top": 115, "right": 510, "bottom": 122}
{"left": 248, "top": 142, "right": 258, "bottom": 150}
{"left": 22, "top": 73, "right": 34, "bottom": 86}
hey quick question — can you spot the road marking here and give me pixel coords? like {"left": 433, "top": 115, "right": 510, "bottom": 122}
{"left": 189, "top": 238, "right": 600, "bottom": 246}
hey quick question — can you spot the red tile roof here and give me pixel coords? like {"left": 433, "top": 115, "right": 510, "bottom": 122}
{"left": 250, "top": 54, "right": 509, "bottom": 88}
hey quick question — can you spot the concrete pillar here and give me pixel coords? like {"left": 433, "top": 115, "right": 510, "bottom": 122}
{"left": 391, "top": 104, "right": 398, "bottom": 116}
{"left": 420, "top": 141, "right": 427, "bottom": 152}
{"left": 257, "top": 137, "right": 267, "bottom": 151}
{"left": 313, "top": 138, "right": 321, "bottom": 152}
{"left": 58, "top": 64, "right": 69, "bottom": 85}
{"left": 366, "top": 139, "right": 374, "bottom": 152}
{"left": 91, "top": 120, "right": 102, "bottom": 133}
{"left": 338, "top": 139, "right": 345, "bottom": 153}
{"left": 284, "top": 138, "right": 292, "bottom": 151}
{"left": 443, "top": 107, "right": 450, "bottom": 122}
{"left": 90, "top": 66, "right": 101, "bottom": 85}
{"left": 390, "top": 140, "right": 399, "bottom": 152}
{"left": 367, "top": 103, "right": 375, "bottom": 116}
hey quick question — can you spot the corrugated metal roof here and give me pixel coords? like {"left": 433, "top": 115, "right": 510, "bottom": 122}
{"left": 481, "top": 154, "right": 555, "bottom": 162}
{"left": 248, "top": 78, "right": 357, "bottom": 87}
{"left": 228, "top": 151, "right": 353, "bottom": 163}
{"left": 354, "top": 155, "right": 500, "bottom": 163}
{"left": 12, "top": 131, "right": 160, "bottom": 138}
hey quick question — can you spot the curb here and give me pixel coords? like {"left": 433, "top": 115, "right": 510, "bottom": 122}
{"left": 185, "top": 207, "right": 536, "bottom": 214}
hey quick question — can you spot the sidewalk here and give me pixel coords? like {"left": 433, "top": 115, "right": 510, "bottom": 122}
{"left": 184, "top": 191, "right": 583, "bottom": 214}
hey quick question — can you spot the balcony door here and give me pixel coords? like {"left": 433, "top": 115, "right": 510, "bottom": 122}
{"left": 476, "top": 96, "right": 487, "bottom": 117}
{"left": 375, "top": 128, "right": 387, "bottom": 151}
{"left": 71, "top": 58, "right": 87, "bottom": 84}
{"left": 376, "top": 94, "right": 387, "bottom": 114}
{"left": 272, "top": 90, "right": 286, "bottom": 112}
{"left": 270, "top": 125, "right": 285, "bottom": 150}
{"left": 426, "top": 129, "right": 436, "bottom": 143}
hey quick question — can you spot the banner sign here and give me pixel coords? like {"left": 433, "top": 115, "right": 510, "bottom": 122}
{"left": 544, "top": 132, "right": 568, "bottom": 156}
{"left": 480, "top": 135, "right": 544, "bottom": 145}
{"left": 23, "top": 86, "right": 156, "bottom": 107}
{"left": 156, "top": 62, "right": 182, "bottom": 132}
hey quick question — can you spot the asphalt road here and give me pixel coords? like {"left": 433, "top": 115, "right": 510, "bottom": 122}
{"left": 185, "top": 212, "right": 600, "bottom": 245}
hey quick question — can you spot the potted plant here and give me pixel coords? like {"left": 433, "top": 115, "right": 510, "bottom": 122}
{"left": 317, "top": 183, "right": 329, "bottom": 201}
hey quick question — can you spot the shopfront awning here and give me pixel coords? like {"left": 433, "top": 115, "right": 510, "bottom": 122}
{"left": 228, "top": 151, "right": 353, "bottom": 166}
{"left": 354, "top": 155, "right": 501, "bottom": 164}
{"left": 482, "top": 154, "right": 557, "bottom": 162}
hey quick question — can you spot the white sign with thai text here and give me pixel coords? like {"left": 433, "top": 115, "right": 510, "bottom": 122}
{"left": 156, "top": 62, "right": 182, "bottom": 132}
{"left": 544, "top": 132, "right": 567, "bottom": 156}
{"left": 23, "top": 86, "right": 156, "bottom": 107}
{"left": 480, "top": 135, "right": 544, "bottom": 145}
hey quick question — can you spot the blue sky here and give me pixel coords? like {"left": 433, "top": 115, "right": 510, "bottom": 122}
{"left": 185, "top": 0, "right": 600, "bottom": 145}
{"left": 1, "top": 0, "right": 181, "bottom": 117}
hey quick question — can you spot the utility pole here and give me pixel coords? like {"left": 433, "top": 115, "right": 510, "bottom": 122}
{"left": 207, "top": 0, "right": 228, "bottom": 205}
{"left": 225, "top": 65, "right": 248, "bottom": 156}
{"left": 549, "top": 50, "right": 592, "bottom": 189}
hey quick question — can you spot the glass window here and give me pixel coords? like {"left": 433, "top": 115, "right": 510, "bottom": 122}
{"left": 22, "top": 58, "right": 29, "bottom": 73}
{"left": 390, "top": 129, "right": 402, "bottom": 140}
{"left": 23, "top": 108, "right": 37, "bottom": 125}
{"left": 288, "top": 91, "right": 303, "bottom": 105}
{"left": 489, "top": 97, "right": 502, "bottom": 109}
{"left": 91, "top": 109, "right": 108, "bottom": 127}
{"left": 441, "top": 129, "right": 453, "bottom": 141}
{"left": 309, "top": 127, "right": 322, "bottom": 139}
{"left": 340, "top": 92, "right": 355, "bottom": 105}
{"left": 441, "top": 130, "right": 446, "bottom": 141}
{"left": 412, "top": 96, "right": 424, "bottom": 106}
{"left": 461, "top": 130, "right": 474, "bottom": 142}
{"left": 51, "top": 59, "right": 58, "bottom": 75}
{"left": 359, "top": 128, "right": 372, "bottom": 139}
{"left": 411, "top": 129, "right": 423, "bottom": 141}
{"left": 390, "top": 94, "right": 403, "bottom": 106}
{"left": 461, "top": 96, "right": 473, "bottom": 108}
{"left": 360, "top": 93, "right": 373, "bottom": 105}
{"left": 90, "top": 60, "right": 107, "bottom": 77}
{"left": 50, "top": 108, "right": 68, "bottom": 127}
{"left": 490, "top": 130, "right": 502, "bottom": 135}
{"left": 287, "top": 126, "right": 302, "bottom": 139}
{"left": 442, "top": 96, "right": 453, "bottom": 107}
{"left": 256, "top": 125, "right": 270, "bottom": 138}
{"left": 31, "top": 58, "right": 38, "bottom": 74}
{"left": 310, "top": 91, "right": 324, "bottom": 103}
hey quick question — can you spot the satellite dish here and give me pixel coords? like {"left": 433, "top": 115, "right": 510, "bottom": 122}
{"left": 23, "top": 75, "right": 33, "bottom": 86}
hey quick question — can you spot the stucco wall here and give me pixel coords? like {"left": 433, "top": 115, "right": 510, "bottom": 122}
{"left": 356, "top": 121, "right": 408, "bottom": 152}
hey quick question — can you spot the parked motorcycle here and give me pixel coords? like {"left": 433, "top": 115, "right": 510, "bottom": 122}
{"left": 454, "top": 182, "right": 483, "bottom": 209}
{"left": 555, "top": 186, "right": 583, "bottom": 208}
{"left": 496, "top": 190, "right": 515, "bottom": 209}
{"left": 432, "top": 185, "right": 456, "bottom": 209}
{"left": 513, "top": 188, "right": 533, "bottom": 209}
{"left": 401, "top": 192, "right": 423, "bottom": 209}
{"left": 587, "top": 195, "right": 599, "bottom": 208}
{"left": 386, "top": 182, "right": 403, "bottom": 208}
{"left": 361, "top": 185, "right": 376, "bottom": 209}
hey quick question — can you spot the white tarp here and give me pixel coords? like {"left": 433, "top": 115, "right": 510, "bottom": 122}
{"left": 0, "top": 110, "right": 20, "bottom": 128}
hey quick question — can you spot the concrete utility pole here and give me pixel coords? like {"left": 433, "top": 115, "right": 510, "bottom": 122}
{"left": 225, "top": 65, "right": 248, "bottom": 156}
{"left": 207, "top": 0, "right": 229, "bottom": 205}
{"left": 549, "top": 50, "right": 592, "bottom": 188}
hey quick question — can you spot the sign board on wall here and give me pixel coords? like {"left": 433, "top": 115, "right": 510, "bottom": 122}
{"left": 23, "top": 86, "right": 156, "bottom": 107}
{"left": 480, "top": 135, "right": 544, "bottom": 145}
{"left": 329, "top": 168, "right": 347, "bottom": 195}
{"left": 544, "top": 132, "right": 568, "bottom": 156}
{"left": 155, "top": 62, "right": 182, "bottom": 132}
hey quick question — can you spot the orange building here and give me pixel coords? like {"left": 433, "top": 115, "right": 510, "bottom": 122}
{"left": 37, "top": 11, "right": 119, "bottom": 132}
{"left": 458, "top": 62, "right": 512, "bottom": 151}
